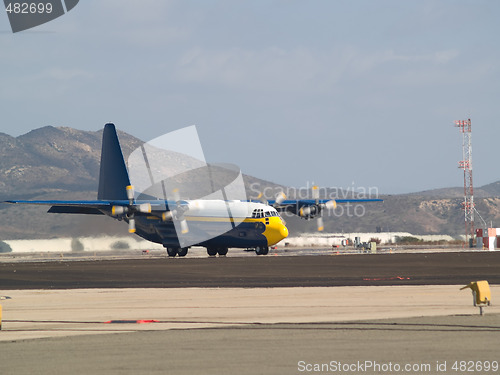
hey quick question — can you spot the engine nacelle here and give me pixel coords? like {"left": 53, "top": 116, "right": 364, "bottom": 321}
{"left": 299, "top": 205, "right": 321, "bottom": 219}
{"left": 112, "top": 205, "right": 128, "bottom": 216}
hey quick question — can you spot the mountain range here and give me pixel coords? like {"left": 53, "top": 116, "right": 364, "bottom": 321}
{"left": 1, "top": 126, "right": 499, "bottom": 240}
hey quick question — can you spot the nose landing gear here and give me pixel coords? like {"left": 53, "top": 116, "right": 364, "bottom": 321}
{"left": 206, "top": 247, "right": 228, "bottom": 256}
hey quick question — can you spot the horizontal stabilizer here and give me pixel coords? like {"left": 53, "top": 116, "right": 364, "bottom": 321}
{"left": 48, "top": 206, "right": 104, "bottom": 215}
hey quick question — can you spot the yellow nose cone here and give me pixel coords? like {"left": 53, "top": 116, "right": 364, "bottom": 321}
{"left": 280, "top": 225, "right": 289, "bottom": 239}
{"left": 263, "top": 218, "right": 289, "bottom": 246}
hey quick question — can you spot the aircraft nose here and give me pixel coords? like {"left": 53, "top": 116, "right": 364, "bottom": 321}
{"left": 263, "top": 219, "right": 289, "bottom": 246}
{"left": 280, "top": 224, "right": 289, "bottom": 240}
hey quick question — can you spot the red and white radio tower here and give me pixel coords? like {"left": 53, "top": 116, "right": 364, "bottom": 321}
{"left": 455, "top": 118, "right": 474, "bottom": 244}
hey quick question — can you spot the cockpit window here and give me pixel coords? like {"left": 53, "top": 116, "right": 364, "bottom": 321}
{"left": 252, "top": 208, "right": 280, "bottom": 218}
{"left": 252, "top": 208, "right": 265, "bottom": 218}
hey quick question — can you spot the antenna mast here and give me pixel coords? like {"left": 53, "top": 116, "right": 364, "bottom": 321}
{"left": 455, "top": 118, "right": 474, "bottom": 244}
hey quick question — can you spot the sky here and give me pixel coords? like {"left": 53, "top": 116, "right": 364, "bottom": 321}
{"left": 1, "top": 0, "right": 499, "bottom": 194}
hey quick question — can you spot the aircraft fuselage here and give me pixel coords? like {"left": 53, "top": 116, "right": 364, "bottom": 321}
{"left": 122, "top": 200, "right": 288, "bottom": 256}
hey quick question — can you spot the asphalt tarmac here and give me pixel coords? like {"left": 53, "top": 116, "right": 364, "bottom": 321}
{"left": 1, "top": 251, "right": 500, "bottom": 289}
{"left": 1, "top": 251, "right": 499, "bottom": 375}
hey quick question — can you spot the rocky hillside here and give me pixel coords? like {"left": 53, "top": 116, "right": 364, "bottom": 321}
{"left": 1, "top": 126, "right": 499, "bottom": 240}
{"left": 0, "top": 126, "right": 143, "bottom": 198}
{"left": 306, "top": 195, "right": 500, "bottom": 236}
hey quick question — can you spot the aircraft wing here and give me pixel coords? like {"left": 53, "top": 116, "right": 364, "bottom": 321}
{"left": 2, "top": 199, "right": 168, "bottom": 215}
{"left": 265, "top": 198, "right": 383, "bottom": 217}
{"left": 267, "top": 198, "right": 382, "bottom": 208}
{"left": 263, "top": 197, "right": 383, "bottom": 231}
{"left": 268, "top": 199, "right": 383, "bottom": 205}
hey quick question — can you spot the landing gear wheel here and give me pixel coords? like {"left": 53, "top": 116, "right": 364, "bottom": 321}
{"left": 207, "top": 247, "right": 218, "bottom": 256}
{"left": 255, "top": 246, "right": 269, "bottom": 255}
{"left": 166, "top": 247, "right": 178, "bottom": 257}
{"left": 177, "top": 247, "right": 188, "bottom": 257}
{"left": 217, "top": 247, "right": 228, "bottom": 256}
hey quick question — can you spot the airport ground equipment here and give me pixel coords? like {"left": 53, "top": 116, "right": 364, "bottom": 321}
{"left": 460, "top": 280, "right": 491, "bottom": 315}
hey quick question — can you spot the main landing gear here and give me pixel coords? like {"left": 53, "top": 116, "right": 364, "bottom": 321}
{"left": 206, "top": 247, "right": 229, "bottom": 256}
{"left": 165, "top": 246, "right": 268, "bottom": 257}
{"left": 165, "top": 247, "right": 189, "bottom": 257}
{"left": 255, "top": 246, "right": 269, "bottom": 255}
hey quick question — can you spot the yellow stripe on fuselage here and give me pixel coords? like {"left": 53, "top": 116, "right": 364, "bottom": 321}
{"left": 147, "top": 215, "right": 275, "bottom": 224}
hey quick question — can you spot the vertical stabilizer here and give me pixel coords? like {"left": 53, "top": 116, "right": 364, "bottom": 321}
{"left": 97, "top": 123, "right": 131, "bottom": 200}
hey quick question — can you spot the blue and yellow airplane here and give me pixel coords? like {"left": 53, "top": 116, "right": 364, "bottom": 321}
{"left": 4, "top": 124, "right": 382, "bottom": 257}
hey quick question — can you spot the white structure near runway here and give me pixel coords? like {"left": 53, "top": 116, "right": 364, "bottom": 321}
{"left": 3, "top": 236, "right": 164, "bottom": 254}
{"left": 282, "top": 232, "right": 457, "bottom": 247}
{"left": 2, "top": 232, "right": 458, "bottom": 253}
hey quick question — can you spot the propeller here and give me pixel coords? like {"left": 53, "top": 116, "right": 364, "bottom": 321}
{"left": 161, "top": 188, "right": 189, "bottom": 234}
{"left": 299, "top": 186, "right": 336, "bottom": 232}
{"left": 274, "top": 191, "right": 287, "bottom": 206}
{"left": 111, "top": 185, "right": 151, "bottom": 233}
{"left": 255, "top": 190, "right": 286, "bottom": 207}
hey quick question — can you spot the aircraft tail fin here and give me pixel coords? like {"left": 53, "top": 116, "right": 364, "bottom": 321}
{"left": 97, "top": 123, "right": 131, "bottom": 200}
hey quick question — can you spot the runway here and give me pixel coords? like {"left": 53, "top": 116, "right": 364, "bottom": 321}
{"left": 2, "top": 251, "right": 500, "bottom": 289}
{"left": 1, "top": 251, "right": 499, "bottom": 374}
